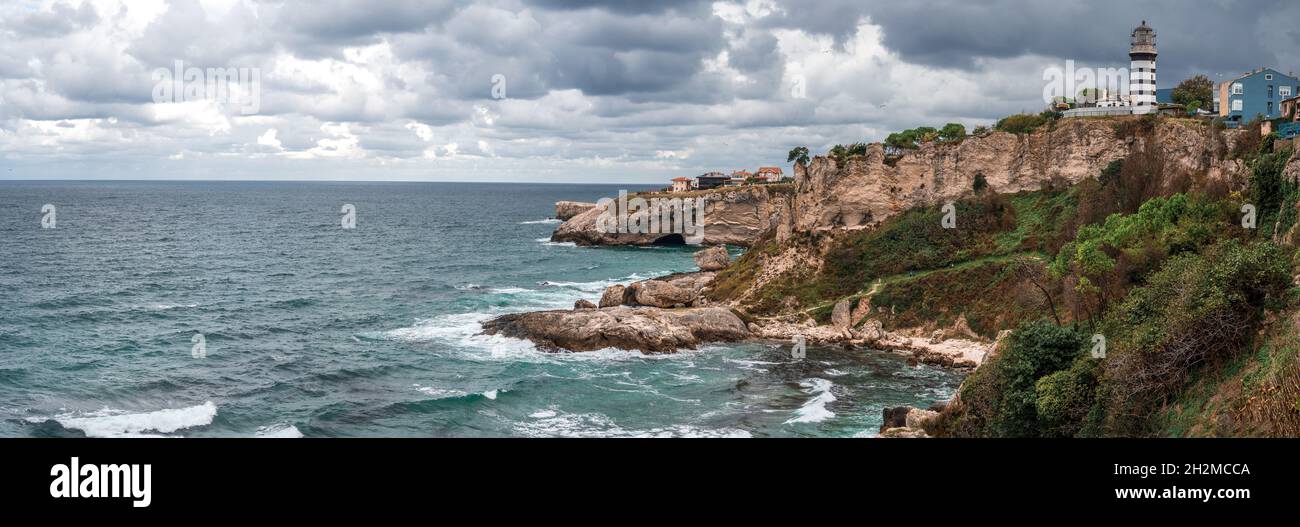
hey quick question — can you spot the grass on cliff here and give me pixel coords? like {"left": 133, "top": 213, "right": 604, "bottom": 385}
{"left": 710, "top": 188, "right": 1079, "bottom": 325}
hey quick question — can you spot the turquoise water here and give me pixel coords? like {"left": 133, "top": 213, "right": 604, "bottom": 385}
{"left": 0, "top": 181, "right": 962, "bottom": 437}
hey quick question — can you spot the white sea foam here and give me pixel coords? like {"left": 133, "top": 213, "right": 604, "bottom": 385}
{"left": 513, "top": 409, "right": 750, "bottom": 438}
{"left": 30, "top": 401, "right": 218, "bottom": 438}
{"left": 785, "top": 378, "right": 836, "bottom": 424}
{"left": 489, "top": 287, "right": 530, "bottom": 294}
{"left": 136, "top": 303, "right": 198, "bottom": 311}
{"left": 414, "top": 384, "right": 468, "bottom": 399}
{"left": 535, "top": 237, "right": 577, "bottom": 247}
{"left": 519, "top": 218, "right": 563, "bottom": 224}
{"left": 255, "top": 423, "right": 303, "bottom": 438}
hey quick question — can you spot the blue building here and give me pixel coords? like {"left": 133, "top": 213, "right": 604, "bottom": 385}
{"left": 1218, "top": 68, "right": 1300, "bottom": 123}
{"left": 1156, "top": 88, "right": 1174, "bottom": 104}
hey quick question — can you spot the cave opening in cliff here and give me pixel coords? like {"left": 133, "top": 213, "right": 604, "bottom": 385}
{"left": 652, "top": 233, "right": 686, "bottom": 245}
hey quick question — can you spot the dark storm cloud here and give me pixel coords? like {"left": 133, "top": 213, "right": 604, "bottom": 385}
{"left": 758, "top": 0, "right": 1298, "bottom": 90}
{"left": 0, "top": 1, "right": 98, "bottom": 38}
{"left": 275, "top": 0, "right": 457, "bottom": 40}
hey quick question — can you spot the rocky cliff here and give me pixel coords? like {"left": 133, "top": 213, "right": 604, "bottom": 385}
{"left": 550, "top": 185, "right": 795, "bottom": 247}
{"left": 792, "top": 118, "right": 1247, "bottom": 232}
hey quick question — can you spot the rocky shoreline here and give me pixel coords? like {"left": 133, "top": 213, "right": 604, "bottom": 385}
{"left": 479, "top": 243, "right": 995, "bottom": 372}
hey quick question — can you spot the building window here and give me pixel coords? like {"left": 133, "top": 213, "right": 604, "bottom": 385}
{"left": 1269, "top": 85, "right": 1274, "bottom": 98}
{"left": 1269, "top": 102, "right": 1274, "bottom": 114}
{"left": 1232, "top": 99, "right": 1243, "bottom": 111}
{"left": 1283, "top": 86, "right": 1293, "bottom": 97}
{"left": 1232, "top": 83, "right": 1243, "bottom": 95}
{"left": 1266, "top": 73, "right": 1274, "bottom": 80}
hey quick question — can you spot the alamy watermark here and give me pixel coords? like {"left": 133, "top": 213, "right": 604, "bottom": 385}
{"left": 191, "top": 333, "right": 206, "bottom": 359}
{"left": 1091, "top": 334, "right": 1106, "bottom": 359}
{"left": 341, "top": 204, "right": 357, "bottom": 229}
{"left": 152, "top": 60, "right": 261, "bottom": 115}
{"left": 791, "top": 334, "right": 806, "bottom": 359}
{"left": 40, "top": 204, "right": 56, "bottom": 229}
{"left": 1042, "top": 60, "right": 1130, "bottom": 106}
{"left": 594, "top": 190, "right": 705, "bottom": 241}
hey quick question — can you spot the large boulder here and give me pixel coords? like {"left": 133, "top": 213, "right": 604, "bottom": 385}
{"left": 555, "top": 201, "right": 597, "bottom": 221}
{"left": 628, "top": 280, "right": 695, "bottom": 308}
{"left": 882, "top": 406, "right": 911, "bottom": 430}
{"left": 480, "top": 306, "right": 750, "bottom": 353}
{"left": 878, "top": 427, "right": 929, "bottom": 438}
{"left": 693, "top": 246, "right": 731, "bottom": 271}
{"left": 574, "top": 299, "right": 597, "bottom": 310}
{"left": 854, "top": 318, "right": 885, "bottom": 342}
{"left": 831, "top": 300, "right": 852, "bottom": 332}
{"left": 599, "top": 285, "right": 627, "bottom": 308}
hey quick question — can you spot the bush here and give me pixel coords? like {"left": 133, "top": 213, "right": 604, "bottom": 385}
{"left": 954, "top": 320, "right": 1086, "bottom": 437}
{"left": 940, "top": 123, "right": 967, "bottom": 142}
{"left": 995, "top": 114, "right": 1049, "bottom": 134}
{"left": 1035, "top": 357, "right": 1100, "bottom": 437}
{"left": 1097, "top": 240, "right": 1291, "bottom": 435}
{"left": 1247, "top": 145, "right": 1296, "bottom": 236}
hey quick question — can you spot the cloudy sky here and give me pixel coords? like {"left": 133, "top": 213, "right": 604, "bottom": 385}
{"left": 2, "top": 0, "right": 1299, "bottom": 183}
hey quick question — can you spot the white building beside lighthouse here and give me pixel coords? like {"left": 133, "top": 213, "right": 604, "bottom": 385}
{"left": 1128, "top": 20, "right": 1158, "bottom": 113}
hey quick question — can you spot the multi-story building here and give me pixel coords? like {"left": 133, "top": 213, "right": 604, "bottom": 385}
{"left": 695, "top": 172, "right": 730, "bottom": 190}
{"left": 1218, "top": 68, "right": 1300, "bottom": 123}
{"left": 670, "top": 177, "right": 693, "bottom": 192}
{"left": 755, "top": 167, "right": 784, "bottom": 183}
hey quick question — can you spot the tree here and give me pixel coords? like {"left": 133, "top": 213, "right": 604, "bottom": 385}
{"left": 939, "top": 123, "right": 967, "bottom": 142}
{"left": 1012, "top": 256, "right": 1061, "bottom": 326}
{"left": 1171, "top": 74, "right": 1213, "bottom": 109}
{"left": 787, "top": 146, "right": 810, "bottom": 166}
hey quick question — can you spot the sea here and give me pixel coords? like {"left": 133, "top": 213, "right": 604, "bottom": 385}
{"left": 0, "top": 181, "right": 962, "bottom": 438}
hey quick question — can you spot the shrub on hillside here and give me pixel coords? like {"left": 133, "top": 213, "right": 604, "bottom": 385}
{"left": 1097, "top": 240, "right": 1291, "bottom": 435}
{"left": 951, "top": 320, "right": 1086, "bottom": 437}
{"left": 1035, "top": 357, "right": 1100, "bottom": 437}
{"left": 995, "top": 113, "right": 1049, "bottom": 134}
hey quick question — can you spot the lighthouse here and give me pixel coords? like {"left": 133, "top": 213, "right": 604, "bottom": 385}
{"left": 1128, "top": 20, "right": 1157, "bottom": 113}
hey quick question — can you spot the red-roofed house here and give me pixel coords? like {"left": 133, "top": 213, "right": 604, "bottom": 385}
{"left": 671, "top": 177, "right": 693, "bottom": 192}
{"left": 756, "top": 166, "right": 783, "bottom": 183}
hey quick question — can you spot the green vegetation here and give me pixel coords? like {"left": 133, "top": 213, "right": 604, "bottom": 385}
{"left": 1171, "top": 74, "right": 1214, "bottom": 110}
{"left": 944, "top": 321, "right": 1086, "bottom": 437}
{"left": 1049, "top": 193, "right": 1235, "bottom": 326}
{"left": 884, "top": 123, "right": 968, "bottom": 151}
{"left": 786, "top": 146, "right": 810, "bottom": 167}
{"left": 829, "top": 142, "right": 868, "bottom": 163}
{"left": 995, "top": 111, "right": 1058, "bottom": 134}
{"left": 1247, "top": 143, "right": 1296, "bottom": 237}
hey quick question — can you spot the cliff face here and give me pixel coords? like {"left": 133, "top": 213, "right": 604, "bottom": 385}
{"left": 552, "top": 118, "right": 1252, "bottom": 250}
{"left": 551, "top": 186, "right": 794, "bottom": 247}
{"left": 791, "top": 119, "right": 1247, "bottom": 233}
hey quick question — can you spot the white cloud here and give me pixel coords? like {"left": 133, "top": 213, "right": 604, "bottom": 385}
{"left": 257, "top": 128, "right": 282, "bottom": 149}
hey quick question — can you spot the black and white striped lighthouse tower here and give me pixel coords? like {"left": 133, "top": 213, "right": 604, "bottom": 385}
{"left": 1128, "top": 20, "right": 1157, "bottom": 113}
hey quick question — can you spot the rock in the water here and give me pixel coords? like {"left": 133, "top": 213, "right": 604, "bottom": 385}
{"left": 831, "top": 300, "right": 852, "bottom": 331}
{"left": 882, "top": 406, "right": 911, "bottom": 430}
{"left": 480, "top": 306, "right": 750, "bottom": 354}
{"left": 628, "top": 280, "right": 695, "bottom": 308}
{"left": 555, "top": 201, "right": 597, "bottom": 221}
{"left": 574, "top": 299, "right": 597, "bottom": 310}
{"left": 693, "top": 246, "right": 731, "bottom": 271}
{"left": 599, "top": 284, "right": 627, "bottom": 308}
{"left": 905, "top": 408, "right": 939, "bottom": 429}
{"left": 878, "top": 427, "right": 929, "bottom": 438}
